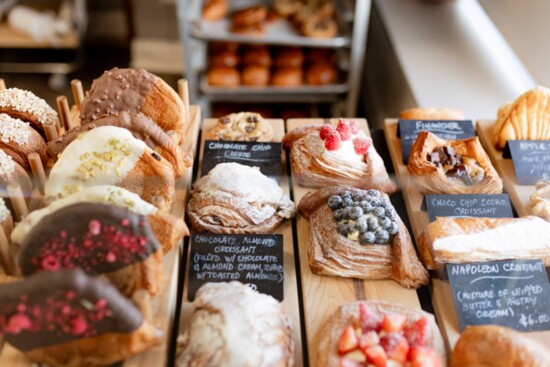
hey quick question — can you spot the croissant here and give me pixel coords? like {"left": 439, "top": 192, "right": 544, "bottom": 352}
{"left": 451, "top": 325, "right": 550, "bottom": 367}
{"left": 0, "top": 269, "right": 161, "bottom": 367}
{"left": 45, "top": 126, "right": 175, "bottom": 211}
{"left": 0, "top": 149, "right": 32, "bottom": 197}
{"left": 408, "top": 131, "right": 503, "bottom": 194}
{"left": 493, "top": 86, "right": 550, "bottom": 150}
{"left": 208, "top": 112, "right": 274, "bottom": 142}
{"left": 187, "top": 162, "right": 295, "bottom": 234}
{"left": 47, "top": 111, "right": 191, "bottom": 178}
{"left": 283, "top": 120, "right": 397, "bottom": 192}
{"left": 299, "top": 186, "right": 428, "bottom": 289}
{"left": 417, "top": 216, "right": 550, "bottom": 270}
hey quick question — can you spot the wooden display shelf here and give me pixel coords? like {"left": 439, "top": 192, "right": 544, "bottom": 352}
{"left": 288, "top": 118, "right": 422, "bottom": 366}
{"left": 383, "top": 118, "right": 550, "bottom": 354}
{"left": 0, "top": 105, "right": 201, "bottom": 367}
{"left": 178, "top": 118, "right": 304, "bottom": 366}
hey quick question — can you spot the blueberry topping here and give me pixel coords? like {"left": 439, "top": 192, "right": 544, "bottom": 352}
{"left": 388, "top": 222, "right": 399, "bottom": 235}
{"left": 385, "top": 208, "right": 396, "bottom": 220}
{"left": 370, "top": 197, "right": 382, "bottom": 207}
{"left": 367, "top": 216, "right": 379, "bottom": 230}
{"left": 333, "top": 209, "right": 344, "bottom": 221}
{"left": 360, "top": 231, "right": 376, "bottom": 245}
{"left": 367, "top": 189, "right": 381, "bottom": 197}
{"left": 341, "top": 191, "right": 353, "bottom": 199}
{"left": 328, "top": 195, "right": 343, "bottom": 210}
{"left": 360, "top": 201, "right": 373, "bottom": 213}
{"left": 342, "top": 207, "right": 353, "bottom": 219}
{"left": 342, "top": 197, "right": 354, "bottom": 208}
{"left": 349, "top": 206, "right": 363, "bottom": 220}
{"left": 337, "top": 222, "right": 349, "bottom": 236}
{"left": 373, "top": 207, "right": 385, "bottom": 217}
{"left": 353, "top": 193, "right": 365, "bottom": 202}
{"left": 355, "top": 218, "right": 368, "bottom": 233}
{"left": 380, "top": 217, "right": 392, "bottom": 229}
{"left": 376, "top": 230, "right": 390, "bottom": 243}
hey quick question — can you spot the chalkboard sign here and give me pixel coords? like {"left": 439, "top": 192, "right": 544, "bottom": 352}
{"left": 424, "top": 194, "right": 513, "bottom": 222}
{"left": 398, "top": 120, "right": 476, "bottom": 164}
{"left": 504, "top": 140, "right": 550, "bottom": 185}
{"left": 447, "top": 259, "right": 550, "bottom": 332}
{"left": 188, "top": 233, "right": 284, "bottom": 301}
{"left": 202, "top": 140, "right": 282, "bottom": 176}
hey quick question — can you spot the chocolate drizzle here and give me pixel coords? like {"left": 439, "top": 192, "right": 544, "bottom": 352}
{"left": 80, "top": 68, "right": 156, "bottom": 124}
{"left": 18, "top": 202, "right": 160, "bottom": 276}
{"left": 0, "top": 269, "right": 142, "bottom": 351}
{"left": 427, "top": 146, "right": 476, "bottom": 185}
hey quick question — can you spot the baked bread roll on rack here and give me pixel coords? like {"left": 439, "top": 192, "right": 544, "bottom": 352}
{"left": 283, "top": 119, "right": 397, "bottom": 192}
{"left": 0, "top": 87, "right": 58, "bottom": 138}
{"left": 47, "top": 111, "right": 191, "bottom": 178}
{"left": 299, "top": 186, "right": 428, "bottom": 289}
{"left": 187, "top": 162, "right": 295, "bottom": 234}
{"left": 451, "top": 325, "right": 550, "bottom": 367}
{"left": 0, "top": 269, "right": 161, "bottom": 367}
{"left": 17, "top": 202, "right": 164, "bottom": 296}
{"left": 207, "top": 112, "right": 274, "bottom": 142}
{"left": 317, "top": 301, "right": 445, "bottom": 367}
{"left": 45, "top": 126, "right": 175, "bottom": 211}
{"left": 0, "top": 113, "right": 48, "bottom": 171}
{"left": 417, "top": 216, "right": 550, "bottom": 270}
{"left": 176, "top": 281, "right": 295, "bottom": 367}
{"left": 408, "top": 131, "right": 503, "bottom": 194}
{"left": 11, "top": 185, "right": 188, "bottom": 254}
{"left": 80, "top": 68, "right": 188, "bottom": 144}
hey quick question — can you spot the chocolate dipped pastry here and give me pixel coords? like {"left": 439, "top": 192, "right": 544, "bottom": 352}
{"left": 18, "top": 202, "right": 163, "bottom": 296}
{"left": 11, "top": 185, "right": 187, "bottom": 254}
{"left": 207, "top": 112, "right": 274, "bottom": 142}
{"left": 186, "top": 163, "right": 295, "bottom": 234}
{"left": 0, "top": 113, "right": 47, "bottom": 171}
{"left": 0, "top": 149, "right": 32, "bottom": 197}
{"left": 45, "top": 126, "right": 175, "bottom": 211}
{"left": 282, "top": 119, "right": 396, "bottom": 192}
{"left": 80, "top": 68, "right": 187, "bottom": 144}
{"left": 407, "top": 131, "right": 503, "bottom": 194}
{"left": 0, "top": 269, "right": 160, "bottom": 367}
{"left": 47, "top": 111, "right": 191, "bottom": 178}
{"left": 0, "top": 88, "right": 58, "bottom": 138}
{"left": 176, "top": 282, "right": 295, "bottom": 367}
{"left": 299, "top": 186, "right": 428, "bottom": 289}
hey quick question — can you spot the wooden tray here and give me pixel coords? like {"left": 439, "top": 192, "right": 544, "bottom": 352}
{"left": 383, "top": 118, "right": 549, "bottom": 353}
{"left": 287, "top": 118, "right": 422, "bottom": 366}
{"left": 0, "top": 105, "right": 201, "bottom": 367}
{"left": 178, "top": 118, "right": 304, "bottom": 366}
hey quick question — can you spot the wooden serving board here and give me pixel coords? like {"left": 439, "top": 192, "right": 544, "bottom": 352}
{"left": 0, "top": 105, "right": 201, "bottom": 367}
{"left": 288, "top": 118, "right": 422, "bottom": 366}
{"left": 178, "top": 118, "right": 304, "bottom": 367}
{"left": 476, "top": 119, "right": 533, "bottom": 216}
{"left": 383, "top": 118, "right": 550, "bottom": 353}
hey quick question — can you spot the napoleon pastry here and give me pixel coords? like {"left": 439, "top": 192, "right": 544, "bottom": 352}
{"left": 207, "top": 112, "right": 274, "bottom": 142}
{"left": 187, "top": 162, "right": 295, "bottom": 234}
{"left": 317, "top": 301, "right": 445, "bottom": 367}
{"left": 299, "top": 186, "right": 428, "bottom": 289}
{"left": 408, "top": 131, "right": 503, "bottom": 194}
{"left": 176, "top": 282, "right": 295, "bottom": 367}
{"left": 283, "top": 119, "right": 396, "bottom": 192}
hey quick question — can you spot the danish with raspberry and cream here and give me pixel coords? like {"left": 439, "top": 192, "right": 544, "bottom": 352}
{"left": 283, "top": 119, "right": 396, "bottom": 192}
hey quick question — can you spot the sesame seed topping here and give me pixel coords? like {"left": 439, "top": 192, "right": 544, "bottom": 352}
{"left": 0, "top": 150, "right": 15, "bottom": 178}
{"left": 0, "top": 198, "right": 9, "bottom": 222}
{"left": 0, "top": 88, "right": 57, "bottom": 126}
{"left": 0, "top": 113, "right": 31, "bottom": 145}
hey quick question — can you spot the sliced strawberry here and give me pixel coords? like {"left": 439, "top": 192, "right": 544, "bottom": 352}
{"left": 352, "top": 137, "right": 372, "bottom": 154}
{"left": 363, "top": 345, "right": 387, "bottom": 367}
{"left": 409, "top": 346, "right": 441, "bottom": 367}
{"left": 338, "top": 326, "right": 359, "bottom": 354}
{"left": 336, "top": 119, "right": 352, "bottom": 141}
{"left": 339, "top": 358, "right": 367, "bottom": 367}
{"left": 359, "top": 330, "right": 380, "bottom": 350}
{"left": 359, "top": 303, "right": 382, "bottom": 333}
{"left": 382, "top": 313, "right": 407, "bottom": 333}
{"left": 380, "top": 333, "right": 409, "bottom": 363}
{"left": 324, "top": 130, "right": 342, "bottom": 151}
{"left": 320, "top": 124, "right": 334, "bottom": 140}
{"left": 403, "top": 317, "right": 428, "bottom": 347}
{"left": 349, "top": 120, "right": 360, "bottom": 134}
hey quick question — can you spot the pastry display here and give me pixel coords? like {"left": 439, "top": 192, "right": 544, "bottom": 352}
{"left": 306, "top": 63, "right": 337, "bottom": 85}
{"left": 531, "top": 180, "right": 550, "bottom": 221}
{"left": 11, "top": 185, "right": 188, "bottom": 254}
{"left": 273, "top": 0, "right": 337, "bottom": 38}
{"left": 46, "top": 111, "right": 191, "bottom": 178}
{"left": 0, "top": 149, "right": 32, "bottom": 197}
{"left": 283, "top": 119, "right": 397, "bottom": 192}
{"left": 408, "top": 131, "right": 503, "bottom": 194}
{"left": 176, "top": 281, "right": 295, "bottom": 367}
{"left": 242, "top": 45, "right": 271, "bottom": 67}
{"left": 399, "top": 107, "right": 465, "bottom": 120}
{"left": 79, "top": 68, "right": 188, "bottom": 144}
{"left": 417, "top": 216, "right": 550, "bottom": 270}
{"left": 0, "top": 269, "right": 161, "bottom": 367}
{"left": 0, "top": 87, "right": 58, "bottom": 138}
{"left": 45, "top": 126, "right": 175, "bottom": 211}
{"left": 299, "top": 186, "right": 428, "bottom": 288}
{"left": 186, "top": 162, "right": 295, "bottom": 234}
{"left": 451, "top": 325, "right": 550, "bottom": 367}
{"left": 0, "top": 113, "right": 48, "bottom": 171}
{"left": 493, "top": 86, "right": 550, "bottom": 150}
{"left": 207, "top": 112, "right": 274, "bottom": 142}
{"left": 202, "top": 0, "right": 227, "bottom": 21}
{"left": 274, "top": 47, "right": 305, "bottom": 68}
{"left": 17, "top": 202, "right": 163, "bottom": 296}
{"left": 317, "top": 301, "right": 445, "bottom": 367}
{"left": 242, "top": 65, "right": 270, "bottom": 86}
{"left": 272, "top": 67, "right": 303, "bottom": 87}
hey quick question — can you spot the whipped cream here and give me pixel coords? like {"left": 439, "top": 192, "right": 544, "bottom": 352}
{"left": 325, "top": 131, "right": 367, "bottom": 163}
